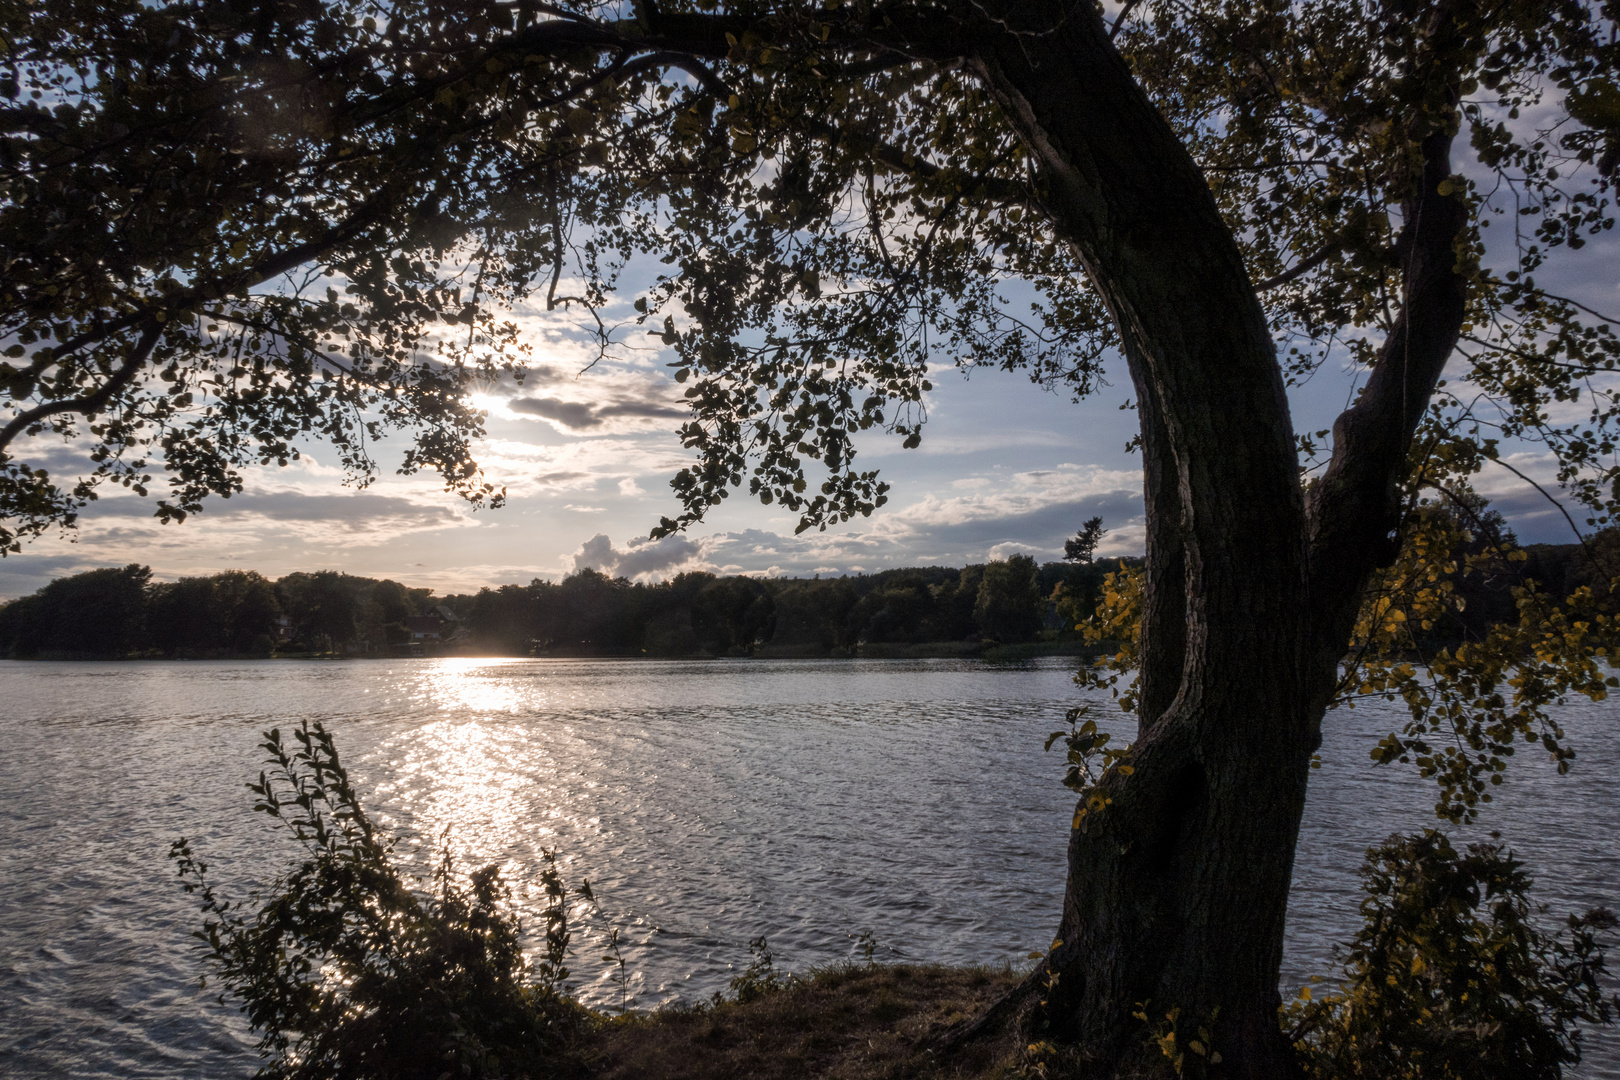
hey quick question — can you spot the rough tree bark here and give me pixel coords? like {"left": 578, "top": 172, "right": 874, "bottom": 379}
{"left": 939, "top": 2, "right": 1472, "bottom": 1076}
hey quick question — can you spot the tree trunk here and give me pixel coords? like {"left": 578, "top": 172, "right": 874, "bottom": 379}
{"left": 943, "top": 2, "right": 1473, "bottom": 1074}
{"left": 964, "top": 3, "right": 1326, "bottom": 1074}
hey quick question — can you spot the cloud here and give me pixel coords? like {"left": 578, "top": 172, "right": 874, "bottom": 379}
{"left": 3, "top": 484, "right": 479, "bottom": 588}
{"left": 506, "top": 390, "right": 684, "bottom": 431}
{"left": 571, "top": 532, "right": 711, "bottom": 580}
{"left": 523, "top": 364, "right": 569, "bottom": 385}
{"left": 599, "top": 401, "right": 687, "bottom": 421}
{"left": 0, "top": 553, "right": 108, "bottom": 602}
{"left": 987, "top": 541, "right": 1041, "bottom": 561}
{"left": 573, "top": 534, "right": 616, "bottom": 570}
{"left": 1464, "top": 451, "right": 1588, "bottom": 545}
{"left": 558, "top": 466, "right": 1151, "bottom": 579}
{"left": 865, "top": 464, "right": 1142, "bottom": 558}
{"left": 868, "top": 429, "right": 1076, "bottom": 458}
{"left": 473, "top": 438, "right": 686, "bottom": 498}
{"left": 535, "top": 470, "right": 594, "bottom": 487}
{"left": 498, "top": 365, "right": 687, "bottom": 436}
{"left": 613, "top": 536, "right": 707, "bottom": 579}
{"left": 564, "top": 504, "right": 605, "bottom": 513}
{"left": 216, "top": 491, "right": 464, "bottom": 530}
{"left": 511, "top": 397, "right": 601, "bottom": 429}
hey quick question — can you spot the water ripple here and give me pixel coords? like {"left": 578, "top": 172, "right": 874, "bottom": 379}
{"left": 0, "top": 657, "right": 1615, "bottom": 1077}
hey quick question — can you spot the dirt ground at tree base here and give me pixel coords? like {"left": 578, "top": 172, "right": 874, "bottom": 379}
{"left": 586, "top": 963, "right": 1026, "bottom": 1080}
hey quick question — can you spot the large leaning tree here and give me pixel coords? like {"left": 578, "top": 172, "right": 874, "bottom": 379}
{"left": 6, "top": 0, "right": 1620, "bottom": 1073}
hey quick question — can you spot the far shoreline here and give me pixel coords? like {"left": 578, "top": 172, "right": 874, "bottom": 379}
{"left": 1, "top": 639, "right": 1103, "bottom": 664}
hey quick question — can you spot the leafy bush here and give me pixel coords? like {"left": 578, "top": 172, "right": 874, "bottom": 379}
{"left": 726, "top": 936, "right": 793, "bottom": 1004}
{"left": 1285, "top": 830, "right": 1617, "bottom": 1079}
{"left": 171, "top": 721, "right": 588, "bottom": 1080}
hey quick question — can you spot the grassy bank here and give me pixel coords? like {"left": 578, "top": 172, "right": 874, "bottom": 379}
{"left": 589, "top": 963, "right": 1022, "bottom": 1080}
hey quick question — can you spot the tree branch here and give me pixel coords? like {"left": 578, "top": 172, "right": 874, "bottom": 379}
{"left": 1306, "top": 121, "right": 1470, "bottom": 672}
{"left": 1254, "top": 238, "right": 1341, "bottom": 292}
{"left": 1109, "top": 0, "right": 1142, "bottom": 42}
{"left": 1487, "top": 454, "right": 1591, "bottom": 546}
{"left": 0, "top": 320, "right": 161, "bottom": 453}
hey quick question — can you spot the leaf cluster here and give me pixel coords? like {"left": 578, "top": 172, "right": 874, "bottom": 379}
{"left": 1130, "top": 1003, "right": 1222, "bottom": 1077}
{"left": 1071, "top": 560, "right": 1144, "bottom": 716}
{"left": 1, "top": 0, "right": 659, "bottom": 548}
{"left": 1068, "top": 484, "right": 1620, "bottom": 824}
{"left": 1285, "top": 829, "right": 1619, "bottom": 1079}
{"left": 0, "top": 0, "right": 1127, "bottom": 546}
{"left": 1341, "top": 488, "right": 1620, "bottom": 823}
{"left": 9, "top": 0, "right": 1620, "bottom": 563}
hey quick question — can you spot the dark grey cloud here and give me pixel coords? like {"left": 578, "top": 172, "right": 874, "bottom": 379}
{"left": 509, "top": 371, "right": 689, "bottom": 432}
{"left": 1474, "top": 483, "right": 1586, "bottom": 546}
{"left": 4, "top": 442, "right": 101, "bottom": 476}
{"left": 597, "top": 401, "right": 687, "bottom": 420}
{"left": 510, "top": 392, "right": 688, "bottom": 430}
{"left": 618, "top": 536, "right": 703, "bottom": 577}
{"left": 0, "top": 486, "right": 462, "bottom": 533}
{"left": 511, "top": 397, "right": 602, "bottom": 429}
{"left": 698, "top": 491, "right": 1143, "bottom": 576}
{"left": 0, "top": 554, "right": 103, "bottom": 601}
{"left": 897, "top": 491, "right": 1141, "bottom": 553}
{"left": 536, "top": 470, "right": 591, "bottom": 485}
{"left": 213, "top": 491, "right": 461, "bottom": 527}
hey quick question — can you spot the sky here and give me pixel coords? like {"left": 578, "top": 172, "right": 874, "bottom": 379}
{"left": 0, "top": 287, "right": 1154, "bottom": 599}
{"left": 6, "top": 144, "right": 1620, "bottom": 602}
{"left": 1, "top": 268, "right": 1607, "bottom": 604}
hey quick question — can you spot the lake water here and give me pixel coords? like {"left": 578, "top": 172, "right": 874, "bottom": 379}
{"left": 0, "top": 657, "right": 1616, "bottom": 1078}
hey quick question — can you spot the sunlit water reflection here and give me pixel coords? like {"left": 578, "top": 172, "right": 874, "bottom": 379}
{"left": 0, "top": 657, "right": 1615, "bottom": 1077}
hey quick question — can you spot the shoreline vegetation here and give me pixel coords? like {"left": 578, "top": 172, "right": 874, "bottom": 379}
{"left": 171, "top": 721, "right": 1618, "bottom": 1080}
{"left": 1, "top": 555, "right": 1130, "bottom": 662}
{"left": 4, "top": 525, "right": 1614, "bottom": 664}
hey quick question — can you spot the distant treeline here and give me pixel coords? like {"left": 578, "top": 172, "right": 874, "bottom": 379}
{"left": 0, "top": 555, "right": 1124, "bottom": 660}
{"left": 453, "top": 556, "right": 1119, "bottom": 659}
{"left": 2, "top": 523, "right": 1612, "bottom": 660}
{"left": 0, "top": 566, "right": 438, "bottom": 659}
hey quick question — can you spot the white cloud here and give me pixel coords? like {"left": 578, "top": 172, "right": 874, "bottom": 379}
{"left": 987, "top": 542, "right": 1039, "bottom": 561}
{"left": 877, "top": 464, "right": 1138, "bottom": 533}
{"left": 570, "top": 532, "right": 716, "bottom": 580}
{"left": 473, "top": 437, "right": 685, "bottom": 498}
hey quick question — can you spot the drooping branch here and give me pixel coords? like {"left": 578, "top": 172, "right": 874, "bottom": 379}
{"left": 0, "top": 320, "right": 161, "bottom": 453}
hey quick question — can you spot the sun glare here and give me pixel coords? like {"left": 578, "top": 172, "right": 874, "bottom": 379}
{"left": 424, "top": 657, "right": 527, "bottom": 714}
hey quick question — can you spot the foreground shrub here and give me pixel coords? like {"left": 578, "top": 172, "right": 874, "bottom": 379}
{"left": 171, "top": 721, "right": 587, "bottom": 1080}
{"left": 725, "top": 935, "right": 794, "bottom": 1004}
{"left": 1285, "top": 830, "right": 1617, "bottom": 1079}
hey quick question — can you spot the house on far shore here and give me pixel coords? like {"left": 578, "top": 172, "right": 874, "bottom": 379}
{"left": 405, "top": 606, "right": 462, "bottom": 646}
